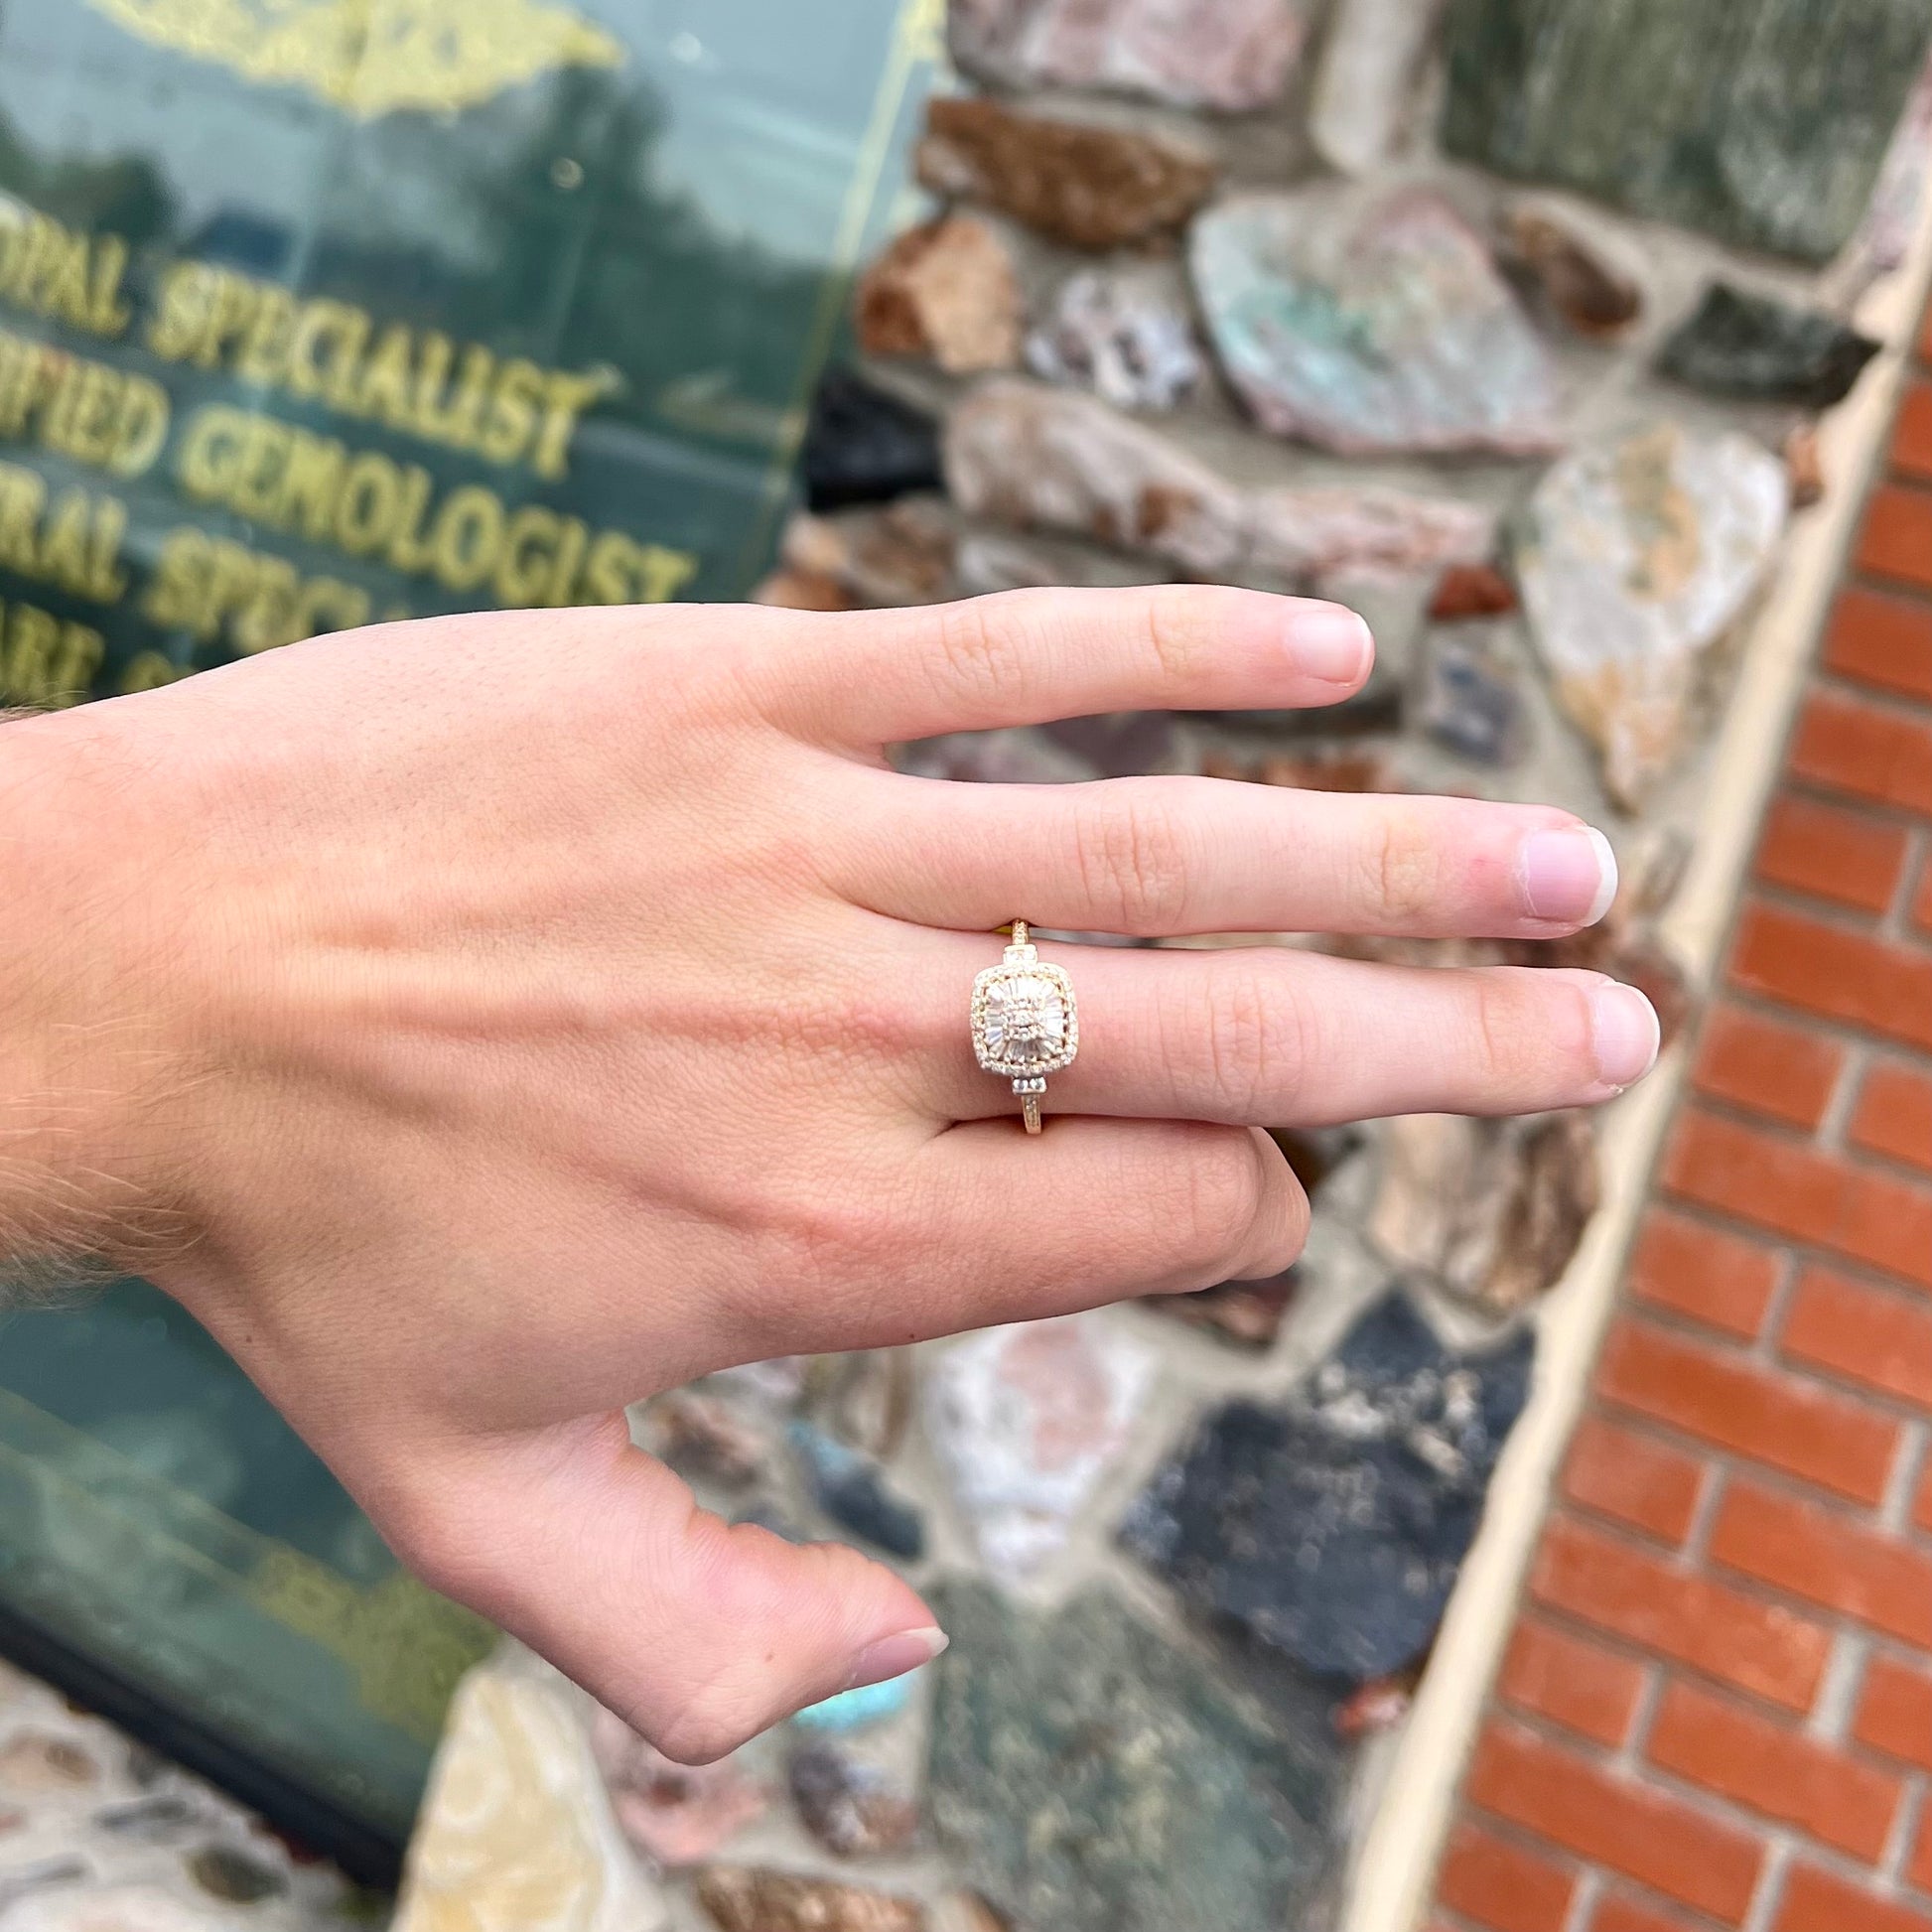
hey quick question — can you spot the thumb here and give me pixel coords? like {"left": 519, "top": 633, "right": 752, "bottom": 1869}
{"left": 392, "top": 1414, "right": 944, "bottom": 1764}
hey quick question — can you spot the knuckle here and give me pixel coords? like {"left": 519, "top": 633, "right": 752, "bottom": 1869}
{"left": 1196, "top": 963, "right": 1311, "bottom": 1119}
{"left": 1139, "top": 587, "right": 1208, "bottom": 685}
{"left": 1171, "top": 1129, "right": 1271, "bottom": 1278}
{"left": 1073, "top": 787, "right": 1192, "bottom": 932}
{"left": 1366, "top": 808, "right": 1444, "bottom": 926}
{"left": 928, "top": 594, "right": 1028, "bottom": 712}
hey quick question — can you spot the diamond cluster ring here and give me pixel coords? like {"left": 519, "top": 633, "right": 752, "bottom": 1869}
{"left": 970, "top": 922, "right": 1079, "bottom": 1135}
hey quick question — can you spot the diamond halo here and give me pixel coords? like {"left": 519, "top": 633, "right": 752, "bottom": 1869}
{"left": 971, "top": 923, "right": 1078, "bottom": 1133}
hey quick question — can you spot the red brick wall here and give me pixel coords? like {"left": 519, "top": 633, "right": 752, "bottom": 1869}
{"left": 1428, "top": 332, "right": 1932, "bottom": 1932}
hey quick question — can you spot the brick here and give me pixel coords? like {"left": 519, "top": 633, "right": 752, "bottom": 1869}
{"left": 1532, "top": 1516, "right": 1831, "bottom": 1712}
{"left": 1590, "top": 1898, "right": 1703, "bottom": 1932}
{"left": 1913, "top": 1793, "right": 1932, "bottom": 1898}
{"left": 1734, "top": 902, "right": 1932, "bottom": 1057}
{"left": 1599, "top": 1316, "right": 1900, "bottom": 1503}
{"left": 1921, "top": 1458, "right": 1932, "bottom": 1536}
{"left": 1783, "top": 1267, "right": 1932, "bottom": 1410}
{"left": 1756, "top": 793, "right": 1910, "bottom": 913}
{"left": 1563, "top": 1413, "right": 1707, "bottom": 1544}
{"left": 1773, "top": 1863, "right": 1932, "bottom": 1932}
{"left": 1498, "top": 1615, "right": 1648, "bottom": 1747}
{"left": 1436, "top": 1820, "right": 1578, "bottom": 1932}
{"left": 1693, "top": 1003, "right": 1846, "bottom": 1128}
{"left": 1854, "top": 1652, "right": 1932, "bottom": 1772}
{"left": 1897, "top": 380, "right": 1932, "bottom": 482}
{"left": 1467, "top": 1722, "right": 1761, "bottom": 1923}
{"left": 1665, "top": 1104, "right": 1932, "bottom": 1288}
{"left": 1789, "top": 687, "right": 1932, "bottom": 818}
{"left": 1828, "top": 585, "right": 1932, "bottom": 704}
{"left": 1860, "top": 483, "right": 1932, "bottom": 601}
{"left": 1647, "top": 1679, "right": 1903, "bottom": 1860}
{"left": 1712, "top": 1483, "right": 1932, "bottom": 1648}
{"left": 1628, "top": 1209, "right": 1781, "bottom": 1340}
{"left": 1852, "top": 1062, "right": 1932, "bottom": 1175}
{"left": 1920, "top": 854, "right": 1932, "bottom": 936}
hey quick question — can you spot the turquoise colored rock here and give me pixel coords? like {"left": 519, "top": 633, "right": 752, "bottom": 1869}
{"left": 792, "top": 1676, "right": 917, "bottom": 1734}
{"left": 1189, "top": 187, "right": 1563, "bottom": 457}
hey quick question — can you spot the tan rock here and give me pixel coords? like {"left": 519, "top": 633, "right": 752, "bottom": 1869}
{"left": 1784, "top": 423, "right": 1826, "bottom": 508}
{"left": 696, "top": 1865, "right": 925, "bottom": 1932}
{"left": 917, "top": 97, "right": 1217, "bottom": 252}
{"left": 945, "top": 379, "right": 1247, "bottom": 575}
{"left": 393, "top": 1646, "right": 664, "bottom": 1932}
{"left": 855, "top": 216, "right": 1022, "bottom": 375}
{"left": 591, "top": 1707, "right": 764, "bottom": 1868}
{"left": 1246, "top": 485, "right": 1495, "bottom": 589}
{"left": 751, "top": 569, "right": 856, "bottom": 612}
{"left": 1370, "top": 1111, "right": 1599, "bottom": 1316}
{"left": 780, "top": 502, "right": 957, "bottom": 608}
{"left": 1309, "top": 0, "right": 1444, "bottom": 174}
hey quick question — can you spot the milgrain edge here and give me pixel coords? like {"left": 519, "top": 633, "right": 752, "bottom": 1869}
{"left": 1340, "top": 191, "right": 1932, "bottom": 1932}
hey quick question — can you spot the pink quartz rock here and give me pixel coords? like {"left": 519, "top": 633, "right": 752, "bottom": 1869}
{"left": 949, "top": 0, "right": 1308, "bottom": 112}
{"left": 590, "top": 1706, "right": 764, "bottom": 1868}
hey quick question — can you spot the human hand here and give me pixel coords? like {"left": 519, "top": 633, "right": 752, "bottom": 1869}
{"left": 0, "top": 587, "right": 1656, "bottom": 1761}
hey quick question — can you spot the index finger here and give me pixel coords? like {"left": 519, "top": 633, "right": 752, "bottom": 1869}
{"left": 759, "top": 586, "right": 1374, "bottom": 746}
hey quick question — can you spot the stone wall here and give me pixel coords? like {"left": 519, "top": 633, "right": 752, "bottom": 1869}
{"left": 401, "top": 4, "right": 1932, "bottom": 1930}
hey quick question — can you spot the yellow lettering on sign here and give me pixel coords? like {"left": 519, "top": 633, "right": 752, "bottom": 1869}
{"left": 0, "top": 461, "right": 128, "bottom": 603}
{"left": 148, "top": 262, "right": 616, "bottom": 479}
{"left": 174, "top": 404, "right": 696, "bottom": 608}
{"left": 0, "top": 209, "right": 131, "bottom": 339}
{"left": 0, "top": 599, "right": 105, "bottom": 708}
{"left": 143, "top": 526, "right": 371, "bottom": 654}
{"left": 0, "top": 327, "right": 171, "bottom": 479}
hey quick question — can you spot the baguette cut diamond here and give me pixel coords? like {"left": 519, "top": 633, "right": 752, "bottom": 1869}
{"left": 972, "top": 931, "right": 1080, "bottom": 1082}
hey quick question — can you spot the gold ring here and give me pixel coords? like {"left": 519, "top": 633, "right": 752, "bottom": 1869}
{"left": 970, "top": 922, "right": 1079, "bottom": 1136}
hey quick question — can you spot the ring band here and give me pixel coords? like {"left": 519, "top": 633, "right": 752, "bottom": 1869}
{"left": 970, "top": 921, "right": 1079, "bottom": 1136}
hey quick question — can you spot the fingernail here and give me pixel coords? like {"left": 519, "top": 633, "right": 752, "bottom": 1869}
{"left": 1591, "top": 983, "right": 1661, "bottom": 1090}
{"left": 844, "top": 1626, "right": 948, "bottom": 1693}
{"left": 1519, "top": 826, "right": 1619, "bottom": 925}
{"left": 1297, "top": 610, "right": 1373, "bottom": 685}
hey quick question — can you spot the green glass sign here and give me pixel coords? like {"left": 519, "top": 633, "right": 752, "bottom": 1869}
{"left": 0, "top": 0, "right": 932, "bottom": 1875}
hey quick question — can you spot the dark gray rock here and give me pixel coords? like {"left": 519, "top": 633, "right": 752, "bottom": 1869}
{"left": 1418, "top": 625, "right": 1528, "bottom": 767}
{"left": 1441, "top": 0, "right": 1932, "bottom": 263}
{"left": 1123, "top": 1293, "right": 1534, "bottom": 1684}
{"left": 1658, "top": 284, "right": 1882, "bottom": 408}
{"left": 927, "top": 1584, "right": 1342, "bottom": 1932}
{"left": 790, "top": 1424, "right": 926, "bottom": 1560}
{"left": 802, "top": 371, "right": 943, "bottom": 513}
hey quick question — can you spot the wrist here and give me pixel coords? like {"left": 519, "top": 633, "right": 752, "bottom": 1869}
{"left": 0, "top": 708, "right": 187, "bottom": 1276}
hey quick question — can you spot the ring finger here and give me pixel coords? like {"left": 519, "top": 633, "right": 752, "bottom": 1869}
{"left": 902, "top": 933, "right": 1661, "bottom": 1128}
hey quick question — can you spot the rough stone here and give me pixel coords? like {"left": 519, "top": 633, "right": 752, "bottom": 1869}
{"left": 950, "top": 529, "right": 1176, "bottom": 599}
{"left": 186, "top": 1845, "right": 284, "bottom": 1902}
{"left": 926, "top": 1585, "right": 1340, "bottom": 1932}
{"left": 1784, "top": 424, "right": 1826, "bottom": 510}
{"left": 751, "top": 569, "right": 856, "bottom": 613}
{"left": 855, "top": 216, "right": 1023, "bottom": 376}
{"left": 945, "top": 380, "right": 1248, "bottom": 576}
{"left": 1246, "top": 485, "right": 1496, "bottom": 591}
{"left": 1431, "top": 563, "right": 1518, "bottom": 621}
{"left": 801, "top": 1350, "right": 917, "bottom": 1462}
{"left": 1039, "top": 710, "right": 1181, "bottom": 778}
{"left": 1658, "top": 284, "right": 1881, "bottom": 408}
{"left": 1499, "top": 197, "right": 1646, "bottom": 339}
{"left": 1200, "top": 748, "right": 1392, "bottom": 793}
{"left": 7, "top": 1891, "right": 224, "bottom": 1932}
{"left": 1123, "top": 1293, "right": 1535, "bottom": 1683}
{"left": 1333, "top": 1676, "right": 1416, "bottom": 1739}
{"left": 1310, "top": 0, "right": 1444, "bottom": 175}
{"left": 924, "top": 1313, "right": 1154, "bottom": 1582}
{"left": 1442, "top": 0, "right": 1932, "bottom": 263}
{"left": 790, "top": 1424, "right": 926, "bottom": 1560}
{"left": 782, "top": 501, "right": 957, "bottom": 609}
{"left": 947, "top": 0, "right": 1307, "bottom": 111}
{"left": 1190, "top": 187, "right": 1563, "bottom": 456}
{"left": 1026, "top": 268, "right": 1204, "bottom": 413}
{"left": 1417, "top": 623, "right": 1529, "bottom": 767}
{"left": 649, "top": 1394, "right": 768, "bottom": 1490}
{"left": 896, "top": 726, "right": 1099, "bottom": 788}
{"left": 1148, "top": 1272, "right": 1298, "bottom": 1349}
{"left": 393, "top": 1646, "right": 666, "bottom": 1932}
{"left": 0, "top": 1736, "right": 98, "bottom": 1794}
{"left": 787, "top": 1744, "right": 919, "bottom": 1860}
{"left": 1369, "top": 1113, "right": 1599, "bottom": 1316}
{"left": 802, "top": 371, "right": 943, "bottom": 514}
{"left": 696, "top": 1866, "right": 924, "bottom": 1932}
{"left": 917, "top": 97, "right": 1217, "bottom": 252}
{"left": 1516, "top": 420, "right": 1788, "bottom": 809}
{"left": 590, "top": 1707, "right": 764, "bottom": 1869}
